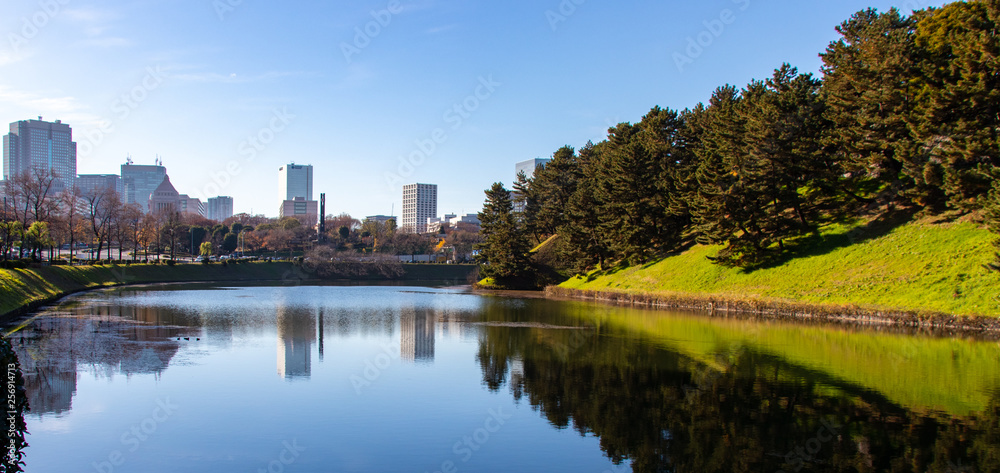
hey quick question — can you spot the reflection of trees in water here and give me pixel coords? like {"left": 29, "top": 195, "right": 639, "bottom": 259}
{"left": 0, "top": 337, "right": 28, "bottom": 473}
{"left": 11, "top": 310, "right": 197, "bottom": 417}
{"left": 475, "top": 312, "right": 1000, "bottom": 473}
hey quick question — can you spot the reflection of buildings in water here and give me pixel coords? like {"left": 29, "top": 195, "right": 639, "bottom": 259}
{"left": 440, "top": 312, "right": 468, "bottom": 340}
{"left": 12, "top": 304, "right": 193, "bottom": 417}
{"left": 400, "top": 309, "right": 435, "bottom": 363}
{"left": 318, "top": 309, "right": 324, "bottom": 362}
{"left": 276, "top": 307, "right": 316, "bottom": 379}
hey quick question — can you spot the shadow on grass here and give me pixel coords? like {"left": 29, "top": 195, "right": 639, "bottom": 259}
{"left": 580, "top": 240, "right": 698, "bottom": 282}
{"left": 741, "top": 207, "right": 920, "bottom": 274}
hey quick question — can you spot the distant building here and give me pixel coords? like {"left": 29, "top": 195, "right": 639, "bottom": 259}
{"left": 75, "top": 174, "right": 123, "bottom": 199}
{"left": 365, "top": 215, "right": 397, "bottom": 224}
{"left": 279, "top": 197, "right": 319, "bottom": 226}
{"left": 207, "top": 196, "right": 234, "bottom": 222}
{"left": 515, "top": 158, "right": 551, "bottom": 181}
{"left": 121, "top": 162, "right": 166, "bottom": 213}
{"left": 278, "top": 163, "right": 313, "bottom": 201}
{"left": 513, "top": 158, "right": 551, "bottom": 213}
{"left": 148, "top": 175, "right": 180, "bottom": 213}
{"left": 402, "top": 183, "right": 437, "bottom": 233}
{"left": 451, "top": 213, "right": 481, "bottom": 227}
{"left": 278, "top": 163, "right": 317, "bottom": 225}
{"left": 428, "top": 213, "right": 480, "bottom": 233}
{"left": 178, "top": 194, "right": 205, "bottom": 218}
{"left": 3, "top": 118, "right": 77, "bottom": 192}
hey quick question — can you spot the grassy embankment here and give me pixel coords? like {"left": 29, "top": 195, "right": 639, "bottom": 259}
{"left": 558, "top": 217, "right": 1000, "bottom": 319}
{"left": 0, "top": 262, "right": 476, "bottom": 320}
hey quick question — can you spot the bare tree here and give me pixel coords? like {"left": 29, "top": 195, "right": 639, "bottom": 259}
{"left": 112, "top": 203, "right": 142, "bottom": 262}
{"left": 58, "top": 186, "right": 84, "bottom": 264}
{"left": 85, "top": 187, "right": 119, "bottom": 261}
{"left": 8, "top": 169, "right": 59, "bottom": 258}
{"left": 119, "top": 204, "right": 143, "bottom": 262}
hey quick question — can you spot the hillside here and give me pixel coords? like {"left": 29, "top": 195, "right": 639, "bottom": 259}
{"left": 559, "top": 218, "right": 1000, "bottom": 317}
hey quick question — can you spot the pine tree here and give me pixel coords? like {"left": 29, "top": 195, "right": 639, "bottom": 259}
{"left": 533, "top": 145, "right": 579, "bottom": 236}
{"left": 820, "top": 8, "right": 925, "bottom": 205}
{"left": 475, "top": 183, "right": 534, "bottom": 288}
{"left": 690, "top": 67, "right": 836, "bottom": 267}
{"left": 557, "top": 142, "right": 611, "bottom": 273}
{"left": 911, "top": 0, "right": 1000, "bottom": 211}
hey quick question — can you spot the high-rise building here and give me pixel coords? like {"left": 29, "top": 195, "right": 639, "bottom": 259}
{"left": 207, "top": 196, "right": 234, "bottom": 222}
{"left": 402, "top": 183, "right": 437, "bottom": 233}
{"left": 515, "top": 158, "right": 551, "bottom": 181}
{"left": 3, "top": 118, "right": 77, "bottom": 192}
{"left": 513, "top": 158, "right": 551, "bottom": 213}
{"left": 278, "top": 163, "right": 313, "bottom": 202}
{"left": 278, "top": 164, "right": 317, "bottom": 226}
{"left": 178, "top": 194, "right": 205, "bottom": 218}
{"left": 148, "top": 175, "right": 180, "bottom": 214}
{"left": 75, "top": 174, "right": 123, "bottom": 199}
{"left": 121, "top": 162, "right": 166, "bottom": 213}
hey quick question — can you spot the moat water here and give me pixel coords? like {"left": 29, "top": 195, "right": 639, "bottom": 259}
{"left": 5, "top": 283, "right": 999, "bottom": 472}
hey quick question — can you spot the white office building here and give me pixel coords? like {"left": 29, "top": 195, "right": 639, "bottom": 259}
{"left": 402, "top": 183, "right": 437, "bottom": 233}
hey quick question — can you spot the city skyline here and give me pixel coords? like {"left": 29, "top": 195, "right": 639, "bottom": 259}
{"left": 0, "top": 1, "right": 947, "bottom": 218}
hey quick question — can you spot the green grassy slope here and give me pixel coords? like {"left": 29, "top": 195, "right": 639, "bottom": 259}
{"left": 560, "top": 220, "right": 1000, "bottom": 317}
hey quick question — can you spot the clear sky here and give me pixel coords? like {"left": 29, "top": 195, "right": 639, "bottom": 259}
{"left": 0, "top": 0, "right": 948, "bottom": 219}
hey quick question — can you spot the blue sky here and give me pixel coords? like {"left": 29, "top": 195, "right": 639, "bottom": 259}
{"left": 0, "top": 0, "right": 948, "bottom": 218}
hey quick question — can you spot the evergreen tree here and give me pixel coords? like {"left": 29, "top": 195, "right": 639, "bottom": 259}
{"left": 820, "top": 8, "right": 925, "bottom": 205}
{"left": 532, "top": 145, "right": 580, "bottom": 236}
{"left": 691, "top": 67, "right": 835, "bottom": 267}
{"left": 911, "top": 0, "right": 1000, "bottom": 210}
{"left": 475, "top": 183, "right": 534, "bottom": 288}
{"left": 557, "top": 142, "right": 611, "bottom": 272}
{"left": 590, "top": 108, "right": 688, "bottom": 265}
{"left": 512, "top": 171, "right": 540, "bottom": 242}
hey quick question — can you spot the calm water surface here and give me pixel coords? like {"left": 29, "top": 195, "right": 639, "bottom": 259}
{"left": 5, "top": 283, "right": 1000, "bottom": 472}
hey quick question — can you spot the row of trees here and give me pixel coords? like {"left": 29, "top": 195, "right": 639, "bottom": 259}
{"left": 476, "top": 2, "right": 1000, "bottom": 284}
{"left": 2, "top": 168, "right": 483, "bottom": 263}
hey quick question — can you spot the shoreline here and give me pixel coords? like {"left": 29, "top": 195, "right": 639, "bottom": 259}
{"left": 0, "top": 263, "right": 476, "bottom": 323}
{"left": 544, "top": 286, "right": 1000, "bottom": 335}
